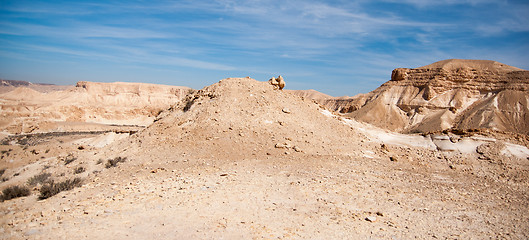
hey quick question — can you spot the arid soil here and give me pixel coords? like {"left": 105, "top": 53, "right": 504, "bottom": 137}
{"left": 1, "top": 77, "right": 528, "bottom": 239}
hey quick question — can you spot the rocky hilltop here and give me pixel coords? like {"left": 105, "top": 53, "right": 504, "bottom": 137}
{"left": 0, "top": 81, "right": 191, "bottom": 134}
{"left": 305, "top": 59, "right": 529, "bottom": 134}
{"left": 120, "top": 77, "right": 365, "bottom": 160}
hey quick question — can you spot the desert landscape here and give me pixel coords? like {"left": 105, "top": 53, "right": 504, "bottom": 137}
{"left": 0, "top": 59, "right": 528, "bottom": 239}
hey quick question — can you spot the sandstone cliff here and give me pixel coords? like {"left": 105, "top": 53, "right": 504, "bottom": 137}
{"left": 298, "top": 59, "right": 529, "bottom": 134}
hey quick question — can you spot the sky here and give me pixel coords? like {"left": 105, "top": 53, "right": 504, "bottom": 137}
{"left": 0, "top": 0, "right": 528, "bottom": 96}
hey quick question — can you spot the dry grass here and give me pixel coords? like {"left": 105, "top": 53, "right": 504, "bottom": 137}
{"left": 1, "top": 185, "right": 31, "bottom": 201}
{"left": 74, "top": 166, "right": 86, "bottom": 174}
{"left": 39, "top": 178, "right": 82, "bottom": 200}
{"left": 63, "top": 155, "right": 77, "bottom": 165}
{"left": 27, "top": 172, "right": 51, "bottom": 186}
{"left": 105, "top": 157, "right": 127, "bottom": 168}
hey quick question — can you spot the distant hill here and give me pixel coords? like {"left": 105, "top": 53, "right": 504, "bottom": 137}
{"left": 0, "top": 79, "right": 71, "bottom": 93}
{"left": 0, "top": 81, "right": 192, "bottom": 134}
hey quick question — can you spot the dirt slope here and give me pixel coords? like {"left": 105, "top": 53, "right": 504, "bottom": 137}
{"left": 122, "top": 77, "right": 366, "bottom": 160}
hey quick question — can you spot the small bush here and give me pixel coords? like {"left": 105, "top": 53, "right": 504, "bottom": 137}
{"left": 1, "top": 185, "right": 31, "bottom": 201}
{"left": 74, "top": 166, "right": 85, "bottom": 174}
{"left": 105, "top": 157, "right": 127, "bottom": 169}
{"left": 39, "top": 177, "right": 82, "bottom": 200}
{"left": 63, "top": 155, "right": 77, "bottom": 165}
{"left": 27, "top": 172, "right": 51, "bottom": 186}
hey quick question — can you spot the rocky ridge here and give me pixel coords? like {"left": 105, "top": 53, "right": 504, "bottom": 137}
{"left": 299, "top": 59, "right": 529, "bottom": 134}
{"left": 0, "top": 79, "right": 70, "bottom": 93}
{"left": 0, "top": 81, "right": 191, "bottom": 135}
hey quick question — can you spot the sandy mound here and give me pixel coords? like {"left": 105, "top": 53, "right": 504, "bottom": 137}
{"left": 302, "top": 59, "right": 529, "bottom": 135}
{"left": 121, "top": 77, "right": 364, "bottom": 160}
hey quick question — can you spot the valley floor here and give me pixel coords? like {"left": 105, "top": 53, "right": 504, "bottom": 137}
{"left": 1, "top": 132, "right": 528, "bottom": 239}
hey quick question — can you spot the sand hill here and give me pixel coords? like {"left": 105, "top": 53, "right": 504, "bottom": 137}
{"left": 300, "top": 59, "right": 529, "bottom": 134}
{"left": 0, "top": 81, "right": 191, "bottom": 134}
{"left": 115, "top": 77, "right": 366, "bottom": 161}
{"left": 2, "top": 77, "right": 528, "bottom": 239}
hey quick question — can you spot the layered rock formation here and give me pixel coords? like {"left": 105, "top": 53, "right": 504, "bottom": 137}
{"left": 0, "top": 81, "right": 191, "bottom": 134}
{"left": 301, "top": 59, "right": 529, "bottom": 134}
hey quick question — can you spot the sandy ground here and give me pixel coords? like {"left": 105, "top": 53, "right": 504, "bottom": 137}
{"left": 1, "top": 134, "right": 528, "bottom": 239}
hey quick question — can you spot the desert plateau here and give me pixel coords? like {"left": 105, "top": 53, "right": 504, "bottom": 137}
{"left": 1, "top": 59, "right": 529, "bottom": 239}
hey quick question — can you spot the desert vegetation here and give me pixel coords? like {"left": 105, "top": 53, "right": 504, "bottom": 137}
{"left": 1, "top": 185, "right": 31, "bottom": 201}
{"left": 38, "top": 177, "right": 82, "bottom": 200}
{"left": 27, "top": 172, "right": 51, "bottom": 186}
{"left": 105, "top": 156, "right": 126, "bottom": 168}
{"left": 74, "top": 166, "right": 85, "bottom": 174}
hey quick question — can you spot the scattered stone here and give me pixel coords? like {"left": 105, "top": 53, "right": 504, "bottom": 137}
{"left": 365, "top": 216, "right": 377, "bottom": 222}
{"left": 275, "top": 142, "right": 291, "bottom": 149}
{"left": 390, "top": 156, "right": 398, "bottom": 162}
{"left": 381, "top": 144, "right": 388, "bottom": 152}
{"left": 282, "top": 108, "right": 291, "bottom": 114}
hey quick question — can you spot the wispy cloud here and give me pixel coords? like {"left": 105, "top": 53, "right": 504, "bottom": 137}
{"left": 1, "top": 0, "right": 528, "bottom": 96}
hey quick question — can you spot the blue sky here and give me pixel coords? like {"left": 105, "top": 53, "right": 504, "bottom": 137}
{"left": 1, "top": 0, "right": 528, "bottom": 96}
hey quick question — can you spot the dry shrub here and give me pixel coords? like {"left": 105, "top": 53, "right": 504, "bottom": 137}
{"left": 105, "top": 157, "right": 127, "bottom": 168}
{"left": 27, "top": 172, "right": 51, "bottom": 186}
{"left": 1, "top": 185, "right": 31, "bottom": 201}
{"left": 74, "top": 166, "right": 85, "bottom": 174}
{"left": 39, "top": 178, "right": 82, "bottom": 200}
{"left": 63, "top": 155, "right": 77, "bottom": 165}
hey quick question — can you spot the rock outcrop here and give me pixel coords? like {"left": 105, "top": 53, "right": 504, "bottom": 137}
{"left": 268, "top": 75, "right": 285, "bottom": 90}
{"left": 297, "top": 59, "right": 529, "bottom": 134}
